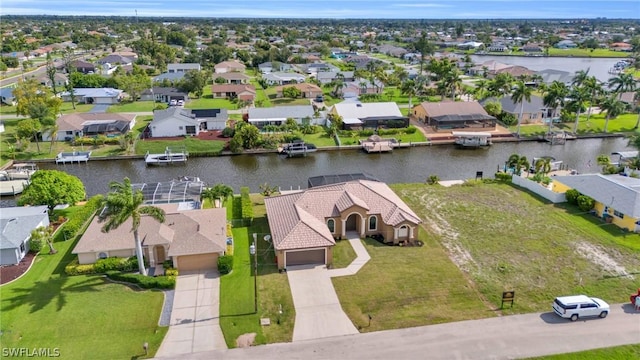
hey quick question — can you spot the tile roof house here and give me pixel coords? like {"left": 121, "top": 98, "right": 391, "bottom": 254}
{"left": 0, "top": 205, "right": 49, "bottom": 265}
{"left": 213, "top": 72, "right": 250, "bottom": 84}
{"left": 73, "top": 206, "right": 227, "bottom": 271}
{"left": 274, "top": 83, "right": 323, "bottom": 99}
{"left": 71, "top": 60, "right": 96, "bottom": 74}
{"left": 552, "top": 174, "right": 640, "bottom": 232}
{"left": 413, "top": 101, "right": 496, "bottom": 132}
{"left": 213, "top": 60, "right": 246, "bottom": 74}
{"left": 147, "top": 107, "right": 228, "bottom": 137}
{"left": 211, "top": 84, "right": 256, "bottom": 102}
{"left": 264, "top": 180, "right": 422, "bottom": 269}
{"left": 140, "top": 87, "right": 189, "bottom": 103}
{"left": 248, "top": 105, "right": 319, "bottom": 128}
{"left": 331, "top": 101, "right": 406, "bottom": 129}
{"left": 263, "top": 72, "right": 306, "bottom": 86}
{"left": 167, "top": 63, "right": 201, "bottom": 73}
{"left": 96, "top": 54, "right": 134, "bottom": 66}
{"left": 44, "top": 113, "right": 137, "bottom": 141}
{"left": 536, "top": 69, "right": 575, "bottom": 86}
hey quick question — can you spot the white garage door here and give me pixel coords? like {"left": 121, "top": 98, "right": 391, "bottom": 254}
{"left": 286, "top": 249, "right": 325, "bottom": 267}
{"left": 177, "top": 253, "right": 218, "bottom": 271}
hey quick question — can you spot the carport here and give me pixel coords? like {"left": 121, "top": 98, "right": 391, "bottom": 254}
{"left": 285, "top": 248, "right": 326, "bottom": 267}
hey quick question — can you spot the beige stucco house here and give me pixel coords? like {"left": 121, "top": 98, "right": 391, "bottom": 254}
{"left": 73, "top": 205, "right": 227, "bottom": 272}
{"left": 264, "top": 180, "right": 422, "bottom": 269}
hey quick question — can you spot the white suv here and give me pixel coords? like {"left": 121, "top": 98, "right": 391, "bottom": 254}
{"left": 552, "top": 295, "right": 609, "bottom": 321}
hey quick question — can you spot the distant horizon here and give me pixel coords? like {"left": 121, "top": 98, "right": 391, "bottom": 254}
{"left": 2, "top": 1, "right": 639, "bottom": 20}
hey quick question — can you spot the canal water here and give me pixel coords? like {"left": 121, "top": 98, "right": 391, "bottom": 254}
{"left": 8, "top": 137, "right": 628, "bottom": 201}
{"left": 469, "top": 55, "right": 628, "bottom": 83}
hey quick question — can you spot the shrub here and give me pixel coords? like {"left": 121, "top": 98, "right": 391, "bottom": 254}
{"left": 494, "top": 172, "right": 512, "bottom": 182}
{"left": 426, "top": 175, "right": 440, "bottom": 185}
{"left": 499, "top": 112, "right": 517, "bottom": 126}
{"left": 386, "top": 120, "right": 406, "bottom": 128}
{"left": 404, "top": 126, "right": 417, "bottom": 134}
{"left": 221, "top": 127, "right": 235, "bottom": 138}
{"left": 378, "top": 128, "right": 399, "bottom": 136}
{"left": 217, "top": 255, "right": 233, "bottom": 274}
{"left": 577, "top": 195, "right": 595, "bottom": 212}
{"left": 105, "top": 271, "right": 176, "bottom": 289}
{"left": 162, "top": 260, "right": 173, "bottom": 269}
{"left": 29, "top": 237, "right": 44, "bottom": 253}
{"left": 565, "top": 189, "right": 580, "bottom": 205}
{"left": 94, "top": 257, "right": 137, "bottom": 273}
{"left": 60, "top": 195, "right": 104, "bottom": 240}
{"left": 358, "top": 129, "right": 375, "bottom": 137}
{"left": 65, "top": 259, "right": 97, "bottom": 276}
{"left": 165, "top": 268, "right": 179, "bottom": 276}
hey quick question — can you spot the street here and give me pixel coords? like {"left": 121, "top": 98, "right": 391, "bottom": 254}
{"left": 176, "top": 304, "right": 640, "bottom": 360}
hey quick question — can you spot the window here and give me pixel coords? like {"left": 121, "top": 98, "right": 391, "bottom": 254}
{"left": 98, "top": 252, "right": 108, "bottom": 259}
{"left": 613, "top": 210, "right": 624, "bottom": 219}
{"left": 19, "top": 242, "right": 25, "bottom": 253}
{"left": 580, "top": 303, "right": 597, "bottom": 309}
{"left": 368, "top": 216, "right": 377, "bottom": 231}
{"left": 327, "top": 219, "right": 335, "bottom": 233}
{"left": 186, "top": 126, "right": 196, "bottom": 135}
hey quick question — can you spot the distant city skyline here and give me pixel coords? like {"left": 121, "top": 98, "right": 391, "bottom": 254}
{"left": 2, "top": 0, "right": 639, "bottom": 19}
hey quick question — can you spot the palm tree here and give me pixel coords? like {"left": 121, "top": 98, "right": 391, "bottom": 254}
{"left": 568, "top": 86, "right": 589, "bottom": 134}
{"left": 415, "top": 34, "right": 434, "bottom": 75}
{"left": 571, "top": 69, "right": 590, "bottom": 89}
{"left": 47, "top": 122, "right": 59, "bottom": 153}
{"left": 600, "top": 95, "right": 625, "bottom": 133}
{"left": 487, "top": 72, "right": 514, "bottom": 98}
{"left": 511, "top": 80, "right": 532, "bottom": 138}
{"left": 535, "top": 157, "right": 552, "bottom": 175}
{"left": 583, "top": 76, "right": 602, "bottom": 124}
{"left": 443, "top": 68, "right": 462, "bottom": 101}
{"left": 473, "top": 79, "right": 489, "bottom": 101}
{"left": 400, "top": 79, "right": 417, "bottom": 112}
{"left": 330, "top": 72, "right": 346, "bottom": 98}
{"left": 100, "top": 178, "right": 166, "bottom": 276}
{"left": 201, "top": 184, "right": 234, "bottom": 208}
{"left": 507, "top": 153, "right": 530, "bottom": 176}
{"left": 631, "top": 88, "right": 640, "bottom": 129}
{"left": 542, "top": 80, "right": 568, "bottom": 133}
{"left": 608, "top": 73, "right": 636, "bottom": 99}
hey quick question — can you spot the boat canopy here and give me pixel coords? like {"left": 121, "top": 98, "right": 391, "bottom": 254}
{"left": 451, "top": 131, "right": 492, "bottom": 138}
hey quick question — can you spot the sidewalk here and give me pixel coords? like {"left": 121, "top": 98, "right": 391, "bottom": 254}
{"left": 328, "top": 233, "right": 371, "bottom": 277}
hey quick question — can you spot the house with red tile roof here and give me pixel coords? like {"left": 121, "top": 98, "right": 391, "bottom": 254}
{"left": 264, "top": 180, "right": 421, "bottom": 269}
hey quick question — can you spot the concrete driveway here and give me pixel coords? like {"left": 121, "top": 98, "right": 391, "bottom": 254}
{"left": 287, "top": 265, "right": 359, "bottom": 342}
{"left": 155, "top": 270, "right": 227, "bottom": 357}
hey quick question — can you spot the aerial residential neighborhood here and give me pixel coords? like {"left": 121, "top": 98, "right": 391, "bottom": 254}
{"left": 0, "top": 1, "right": 640, "bottom": 359}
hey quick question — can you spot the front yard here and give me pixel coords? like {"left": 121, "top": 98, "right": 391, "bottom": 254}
{"left": 0, "top": 205, "right": 167, "bottom": 359}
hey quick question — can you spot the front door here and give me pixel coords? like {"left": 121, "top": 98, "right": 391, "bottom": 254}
{"left": 155, "top": 246, "right": 166, "bottom": 263}
{"left": 346, "top": 214, "right": 358, "bottom": 232}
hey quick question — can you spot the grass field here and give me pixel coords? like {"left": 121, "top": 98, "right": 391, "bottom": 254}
{"left": 332, "top": 239, "right": 357, "bottom": 269}
{"left": 528, "top": 344, "right": 640, "bottom": 360}
{"left": 300, "top": 131, "right": 338, "bottom": 147}
{"left": 0, "top": 205, "right": 167, "bottom": 359}
{"left": 107, "top": 101, "right": 161, "bottom": 113}
{"left": 134, "top": 137, "right": 226, "bottom": 155}
{"left": 510, "top": 113, "right": 640, "bottom": 137}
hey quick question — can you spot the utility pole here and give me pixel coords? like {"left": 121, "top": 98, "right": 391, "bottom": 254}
{"left": 250, "top": 234, "right": 258, "bottom": 313}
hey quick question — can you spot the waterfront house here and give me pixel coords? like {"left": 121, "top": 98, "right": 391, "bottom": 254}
{"left": 482, "top": 95, "right": 551, "bottom": 124}
{"left": 331, "top": 101, "right": 405, "bottom": 130}
{"left": 44, "top": 113, "right": 137, "bottom": 141}
{"left": 147, "top": 107, "right": 228, "bottom": 137}
{"left": 1, "top": 206, "right": 49, "bottom": 266}
{"left": 535, "top": 69, "right": 574, "bottom": 86}
{"left": 413, "top": 101, "right": 496, "bottom": 132}
{"left": 248, "top": 105, "right": 318, "bottom": 128}
{"left": 264, "top": 180, "right": 421, "bottom": 269}
{"left": 555, "top": 40, "right": 578, "bottom": 49}
{"left": 552, "top": 174, "right": 640, "bottom": 232}
{"left": 60, "top": 88, "right": 124, "bottom": 104}
{"left": 73, "top": 205, "right": 227, "bottom": 271}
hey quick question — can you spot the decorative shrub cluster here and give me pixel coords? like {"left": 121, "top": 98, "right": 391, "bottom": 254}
{"left": 494, "top": 172, "right": 513, "bottom": 182}
{"left": 60, "top": 195, "right": 104, "bottom": 240}
{"left": 105, "top": 271, "right": 176, "bottom": 289}
{"left": 217, "top": 255, "right": 233, "bottom": 274}
{"left": 565, "top": 188, "right": 596, "bottom": 212}
{"left": 240, "top": 187, "right": 253, "bottom": 223}
{"left": 65, "top": 256, "right": 138, "bottom": 275}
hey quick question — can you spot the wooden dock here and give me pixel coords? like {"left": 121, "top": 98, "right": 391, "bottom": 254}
{"left": 56, "top": 151, "right": 92, "bottom": 164}
{"left": 360, "top": 135, "right": 398, "bottom": 153}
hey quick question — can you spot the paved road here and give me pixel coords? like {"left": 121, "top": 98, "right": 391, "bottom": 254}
{"left": 173, "top": 303, "right": 640, "bottom": 360}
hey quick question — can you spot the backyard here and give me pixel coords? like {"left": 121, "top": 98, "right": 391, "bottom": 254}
{"left": 509, "top": 113, "right": 640, "bottom": 137}
{"left": 0, "top": 205, "right": 167, "bottom": 359}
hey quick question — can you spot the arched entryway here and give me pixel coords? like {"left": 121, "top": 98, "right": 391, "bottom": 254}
{"left": 155, "top": 246, "right": 166, "bottom": 263}
{"left": 345, "top": 213, "right": 360, "bottom": 232}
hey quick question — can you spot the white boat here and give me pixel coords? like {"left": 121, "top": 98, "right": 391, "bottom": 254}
{"left": 145, "top": 148, "right": 188, "bottom": 165}
{"left": 278, "top": 140, "right": 318, "bottom": 157}
{"left": 6, "top": 163, "right": 38, "bottom": 180}
{"left": 452, "top": 131, "right": 492, "bottom": 148}
{"left": 0, "top": 171, "right": 29, "bottom": 196}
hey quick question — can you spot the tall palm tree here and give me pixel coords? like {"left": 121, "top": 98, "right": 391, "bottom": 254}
{"left": 633, "top": 88, "right": 640, "bottom": 129}
{"left": 488, "top": 72, "right": 514, "bottom": 98}
{"left": 400, "top": 79, "right": 417, "bottom": 112}
{"left": 201, "top": 184, "right": 234, "bottom": 208}
{"left": 608, "top": 73, "right": 636, "bottom": 99}
{"left": 600, "top": 95, "right": 625, "bottom": 133}
{"left": 568, "top": 86, "right": 589, "bottom": 134}
{"left": 542, "top": 80, "right": 568, "bottom": 133}
{"left": 443, "top": 68, "right": 463, "bottom": 101}
{"left": 100, "top": 177, "right": 165, "bottom": 276}
{"left": 583, "top": 76, "right": 602, "bottom": 123}
{"left": 473, "top": 79, "right": 489, "bottom": 101}
{"left": 415, "top": 34, "right": 434, "bottom": 75}
{"left": 47, "top": 122, "right": 59, "bottom": 154}
{"left": 507, "top": 153, "right": 530, "bottom": 176}
{"left": 511, "top": 80, "right": 532, "bottom": 138}
{"left": 571, "top": 69, "right": 590, "bottom": 89}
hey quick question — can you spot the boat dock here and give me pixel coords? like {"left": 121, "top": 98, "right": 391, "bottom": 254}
{"left": 56, "top": 151, "right": 92, "bottom": 164}
{"left": 452, "top": 131, "right": 492, "bottom": 148}
{"left": 360, "top": 135, "right": 398, "bottom": 153}
{"left": 0, "top": 171, "right": 29, "bottom": 196}
{"left": 278, "top": 140, "right": 317, "bottom": 157}
{"left": 145, "top": 147, "right": 189, "bottom": 165}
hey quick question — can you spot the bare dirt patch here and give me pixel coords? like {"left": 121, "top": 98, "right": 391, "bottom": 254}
{"left": 0, "top": 252, "right": 36, "bottom": 285}
{"left": 573, "top": 241, "right": 634, "bottom": 279}
{"left": 236, "top": 332, "right": 256, "bottom": 348}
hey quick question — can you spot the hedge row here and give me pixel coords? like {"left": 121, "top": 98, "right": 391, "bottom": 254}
{"left": 240, "top": 187, "right": 253, "bottom": 221}
{"left": 60, "top": 195, "right": 104, "bottom": 240}
{"left": 65, "top": 256, "right": 139, "bottom": 276}
{"left": 105, "top": 271, "right": 176, "bottom": 289}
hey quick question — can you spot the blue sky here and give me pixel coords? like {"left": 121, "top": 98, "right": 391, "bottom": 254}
{"left": 2, "top": 1, "right": 638, "bottom": 19}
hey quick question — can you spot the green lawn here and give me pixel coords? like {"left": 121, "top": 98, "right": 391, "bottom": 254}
{"left": 510, "top": 113, "right": 640, "bottom": 137}
{"left": 527, "top": 344, "right": 640, "bottom": 360}
{"left": 368, "top": 53, "right": 407, "bottom": 64}
{"left": 338, "top": 130, "right": 426, "bottom": 146}
{"left": 250, "top": 80, "right": 272, "bottom": 107}
{"left": 300, "top": 131, "right": 339, "bottom": 147}
{"left": 332, "top": 239, "right": 357, "bottom": 269}
{"left": 271, "top": 98, "right": 312, "bottom": 106}
{"left": 0, "top": 102, "right": 94, "bottom": 115}
{"left": 546, "top": 48, "right": 632, "bottom": 58}
{"left": 135, "top": 137, "right": 226, "bottom": 155}
{"left": 0, "top": 205, "right": 167, "bottom": 359}
{"left": 219, "top": 195, "right": 295, "bottom": 347}
{"left": 107, "top": 101, "right": 160, "bottom": 113}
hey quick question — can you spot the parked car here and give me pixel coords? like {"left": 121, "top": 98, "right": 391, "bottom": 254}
{"left": 552, "top": 295, "right": 609, "bottom": 321}
{"left": 169, "top": 99, "right": 177, "bottom": 106}
{"left": 177, "top": 100, "right": 184, "bottom": 106}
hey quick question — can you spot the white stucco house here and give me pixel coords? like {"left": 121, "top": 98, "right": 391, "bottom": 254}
{"left": 0, "top": 206, "right": 50, "bottom": 266}
{"left": 147, "top": 107, "right": 228, "bottom": 138}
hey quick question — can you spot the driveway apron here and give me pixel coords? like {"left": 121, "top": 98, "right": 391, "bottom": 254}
{"left": 287, "top": 265, "right": 359, "bottom": 342}
{"left": 155, "top": 270, "right": 227, "bottom": 357}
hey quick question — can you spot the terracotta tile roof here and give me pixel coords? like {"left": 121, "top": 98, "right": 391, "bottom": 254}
{"left": 264, "top": 180, "right": 421, "bottom": 251}
{"left": 211, "top": 84, "right": 256, "bottom": 94}
{"left": 73, "top": 208, "right": 227, "bottom": 256}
